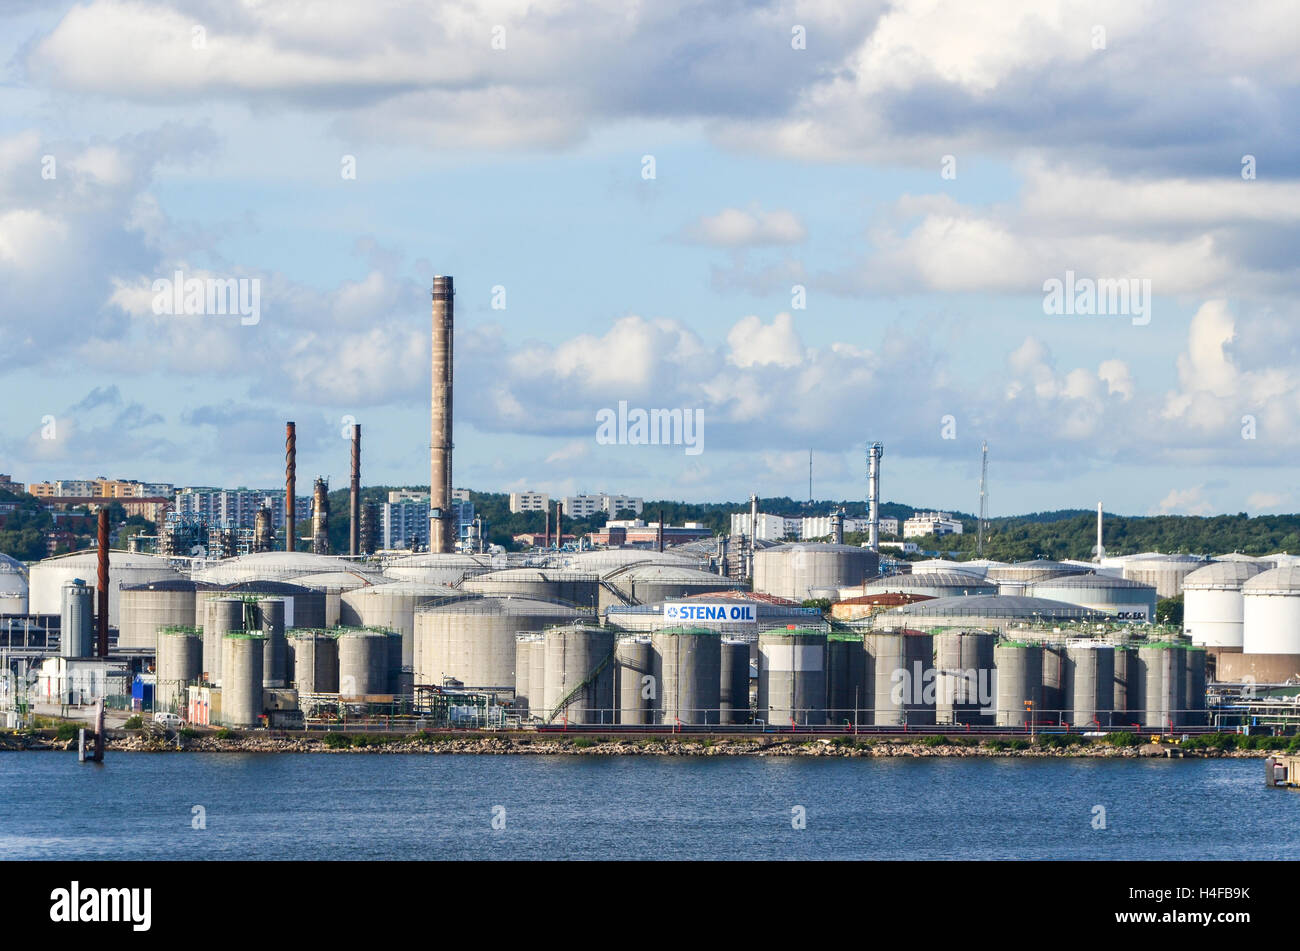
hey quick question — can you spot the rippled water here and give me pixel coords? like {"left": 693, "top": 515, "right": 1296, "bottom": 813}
{"left": 1, "top": 753, "right": 1294, "bottom": 860}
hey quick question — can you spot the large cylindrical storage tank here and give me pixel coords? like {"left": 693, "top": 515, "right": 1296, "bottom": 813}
{"left": 0, "top": 554, "right": 28, "bottom": 615}
{"left": 1242, "top": 567, "right": 1300, "bottom": 654}
{"left": 863, "top": 631, "right": 935, "bottom": 726}
{"left": 1112, "top": 646, "right": 1136, "bottom": 723}
{"left": 720, "top": 639, "right": 751, "bottom": 725}
{"left": 337, "top": 630, "right": 390, "bottom": 697}
{"left": 993, "top": 642, "right": 1042, "bottom": 727}
{"left": 414, "top": 597, "right": 586, "bottom": 691}
{"left": 527, "top": 637, "right": 547, "bottom": 716}
{"left": 651, "top": 627, "right": 721, "bottom": 725}
{"left": 857, "top": 571, "right": 996, "bottom": 601}
{"left": 30, "top": 551, "right": 179, "bottom": 627}
{"left": 1027, "top": 575, "right": 1157, "bottom": 622}
{"left": 541, "top": 625, "right": 615, "bottom": 725}
{"left": 59, "top": 580, "right": 94, "bottom": 658}
{"left": 290, "top": 571, "right": 374, "bottom": 627}
{"left": 1184, "top": 647, "right": 1207, "bottom": 727}
{"left": 221, "top": 581, "right": 326, "bottom": 630}
{"left": 825, "top": 634, "right": 866, "bottom": 725}
{"left": 987, "top": 560, "right": 1090, "bottom": 596}
{"left": 753, "top": 543, "right": 879, "bottom": 602}
{"left": 257, "top": 597, "right": 286, "bottom": 688}
{"left": 514, "top": 635, "right": 540, "bottom": 717}
{"left": 118, "top": 580, "right": 198, "bottom": 650}
{"left": 758, "top": 629, "right": 826, "bottom": 726}
{"left": 1040, "top": 643, "right": 1067, "bottom": 723}
{"left": 1137, "top": 644, "right": 1185, "bottom": 729}
{"left": 1183, "top": 562, "right": 1267, "bottom": 647}
{"left": 933, "top": 630, "right": 995, "bottom": 725}
{"left": 202, "top": 597, "right": 245, "bottom": 685}
{"left": 461, "top": 569, "right": 601, "bottom": 611}
{"left": 155, "top": 628, "right": 202, "bottom": 713}
{"left": 605, "top": 564, "right": 742, "bottom": 606}
{"left": 615, "top": 636, "right": 653, "bottom": 725}
{"left": 288, "top": 632, "right": 339, "bottom": 694}
{"left": 220, "top": 633, "right": 265, "bottom": 727}
{"left": 381, "top": 552, "right": 491, "bottom": 585}
{"left": 1063, "top": 643, "right": 1114, "bottom": 728}
{"left": 339, "top": 581, "right": 463, "bottom": 677}
{"left": 1122, "top": 555, "right": 1208, "bottom": 600}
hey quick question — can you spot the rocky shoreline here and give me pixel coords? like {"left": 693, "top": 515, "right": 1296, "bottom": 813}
{"left": 0, "top": 731, "right": 1266, "bottom": 758}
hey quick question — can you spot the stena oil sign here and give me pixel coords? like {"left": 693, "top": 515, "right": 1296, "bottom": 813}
{"left": 663, "top": 602, "right": 756, "bottom": 625}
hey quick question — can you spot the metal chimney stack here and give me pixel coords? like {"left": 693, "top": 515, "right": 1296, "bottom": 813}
{"left": 254, "top": 506, "right": 273, "bottom": 552}
{"left": 1096, "top": 502, "right": 1105, "bottom": 563}
{"left": 350, "top": 424, "right": 361, "bottom": 556}
{"left": 96, "top": 509, "right": 109, "bottom": 657}
{"left": 311, "top": 477, "right": 330, "bottom": 554}
{"left": 866, "top": 442, "right": 883, "bottom": 551}
{"left": 430, "top": 275, "right": 455, "bottom": 553}
{"left": 748, "top": 493, "right": 758, "bottom": 581}
{"left": 285, "top": 421, "right": 297, "bottom": 552}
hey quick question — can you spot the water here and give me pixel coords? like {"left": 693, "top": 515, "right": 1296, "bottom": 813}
{"left": 1, "top": 754, "right": 1295, "bottom": 860}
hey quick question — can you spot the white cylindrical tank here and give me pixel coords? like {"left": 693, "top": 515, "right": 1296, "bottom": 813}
{"left": 1183, "top": 561, "right": 1268, "bottom": 647}
{"left": 758, "top": 629, "right": 826, "bottom": 727}
{"left": 1026, "top": 574, "right": 1157, "bottom": 622}
{"left": 288, "top": 632, "right": 339, "bottom": 694}
{"left": 220, "top": 633, "right": 265, "bottom": 727}
{"left": 753, "top": 543, "right": 880, "bottom": 602}
{"left": 1122, "top": 555, "right": 1209, "bottom": 599}
{"left": 202, "top": 597, "right": 246, "bottom": 685}
{"left": 651, "top": 627, "right": 721, "bottom": 726}
{"left": 30, "top": 551, "right": 179, "bottom": 627}
{"left": 60, "top": 580, "right": 95, "bottom": 658}
{"left": 156, "top": 628, "right": 202, "bottom": 714}
{"left": 615, "top": 636, "right": 652, "bottom": 725}
{"left": 337, "top": 630, "right": 390, "bottom": 697}
{"left": 118, "top": 580, "right": 199, "bottom": 650}
{"left": 1242, "top": 566, "right": 1300, "bottom": 654}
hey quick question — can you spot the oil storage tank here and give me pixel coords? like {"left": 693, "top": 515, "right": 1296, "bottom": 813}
{"left": 825, "top": 633, "right": 867, "bottom": 725}
{"left": 340, "top": 581, "right": 463, "bottom": 678}
{"left": 257, "top": 597, "right": 287, "bottom": 688}
{"left": 287, "top": 631, "right": 339, "bottom": 694}
{"left": 338, "top": 629, "right": 390, "bottom": 697}
{"left": 1184, "top": 647, "right": 1208, "bottom": 726}
{"left": 603, "top": 564, "right": 741, "bottom": 606}
{"left": 1027, "top": 574, "right": 1157, "bottom": 622}
{"left": 753, "top": 543, "right": 879, "bottom": 602}
{"left": 1062, "top": 643, "right": 1114, "bottom": 728}
{"left": 1242, "top": 566, "right": 1300, "bottom": 654}
{"left": 1113, "top": 646, "right": 1137, "bottom": 724}
{"left": 651, "top": 627, "right": 722, "bottom": 726}
{"left": 993, "top": 642, "right": 1042, "bottom": 727}
{"left": 156, "top": 627, "right": 202, "bottom": 713}
{"left": 118, "top": 580, "right": 200, "bottom": 650}
{"left": 220, "top": 581, "right": 326, "bottom": 630}
{"left": 1122, "top": 555, "right": 1209, "bottom": 599}
{"left": 202, "top": 597, "right": 246, "bottom": 684}
{"left": 758, "top": 629, "right": 826, "bottom": 726}
{"left": 933, "top": 630, "right": 995, "bottom": 725}
{"left": 720, "top": 639, "right": 751, "bottom": 724}
{"left": 289, "top": 570, "right": 374, "bottom": 627}
{"left": 220, "top": 632, "right": 265, "bottom": 727}
{"left": 987, "top": 560, "right": 1090, "bottom": 596}
{"left": 856, "top": 571, "right": 995, "bottom": 600}
{"left": 381, "top": 552, "right": 491, "bottom": 585}
{"left": 31, "top": 550, "right": 179, "bottom": 627}
{"left": 1136, "top": 643, "right": 1185, "bottom": 729}
{"left": 863, "top": 630, "right": 935, "bottom": 726}
{"left": 1041, "top": 643, "right": 1068, "bottom": 723}
{"left": 0, "top": 554, "right": 28, "bottom": 616}
{"left": 462, "top": 568, "right": 600, "bottom": 610}
{"left": 541, "top": 625, "right": 615, "bottom": 725}
{"left": 1184, "top": 561, "right": 1268, "bottom": 648}
{"left": 615, "top": 636, "right": 653, "bottom": 725}
{"left": 414, "top": 596, "right": 585, "bottom": 691}
{"left": 514, "top": 634, "right": 541, "bottom": 717}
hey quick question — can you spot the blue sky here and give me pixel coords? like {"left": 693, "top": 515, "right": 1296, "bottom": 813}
{"left": 1, "top": 1, "right": 1298, "bottom": 518}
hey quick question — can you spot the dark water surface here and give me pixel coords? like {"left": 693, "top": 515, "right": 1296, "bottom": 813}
{"left": 1, "top": 753, "right": 1292, "bottom": 860}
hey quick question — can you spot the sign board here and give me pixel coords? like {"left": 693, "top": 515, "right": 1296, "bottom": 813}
{"left": 662, "top": 602, "right": 756, "bottom": 625}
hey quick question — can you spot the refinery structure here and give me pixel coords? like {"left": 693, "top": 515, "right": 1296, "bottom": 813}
{"left": 5, "top": 276, "right": 1300, "bottom": 736}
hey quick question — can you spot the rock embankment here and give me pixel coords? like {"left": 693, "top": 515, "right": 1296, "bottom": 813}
{"left": 0, "top": 730, "right": 1265, "bottom": 758}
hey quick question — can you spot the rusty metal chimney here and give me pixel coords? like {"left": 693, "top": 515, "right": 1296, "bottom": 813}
{"left": 430, "top": 276, "right": 454, "bottom": 553}
{"left": 657, "top": 507, "right": 664, "bottom": 552}
{"left": 254, "top": 505, "right": 274, "bottom": 552}
{"left": 350, "top": 424, "right": 360, "bottom": 556}
{"left": 96, "top": 509, "right": 109, "bottom": 657}
{"left": 285, "top": 421, "right": 297, "bottom": 552}
{"left": 555, "top": 501, "right": 562, "bottom": 552}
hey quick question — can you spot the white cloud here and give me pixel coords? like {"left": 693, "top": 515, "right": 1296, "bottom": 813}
{"left": 1151, "top": 486, "right": 1214, "bottom": 516}
{"left": 682, "top": 207, "right": 806, "bottom": 247}
{"left": 726, "top": 313, "right": 804, "bottom": 368}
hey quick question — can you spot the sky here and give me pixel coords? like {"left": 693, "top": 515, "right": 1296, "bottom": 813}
{"left": 1, "top": 1, "right": 1298, "bottom": 518}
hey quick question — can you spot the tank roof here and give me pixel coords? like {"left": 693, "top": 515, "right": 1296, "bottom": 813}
{"left": 1183, "top": 561, "right": 1269, "bottom": 589}
{"left": 1243, "top": 565, "right": 1300, "bottom": 595}
{"left": 1028, "top": 574, "right": 1154, "bottom": 590}
{"left": 885, "top": 594, "right": 1113, "bottom": 619}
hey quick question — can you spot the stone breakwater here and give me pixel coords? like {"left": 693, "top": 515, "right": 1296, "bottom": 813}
{"left": 0, "top": 731, "right": 1263, "bottom": 758}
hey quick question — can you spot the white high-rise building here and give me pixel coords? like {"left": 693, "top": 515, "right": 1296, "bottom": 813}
{"left": 903, "top": 511, "right": 964, "bottom": 538}
{"left": 509, "top": 491, "right": 550, "bottom": 513}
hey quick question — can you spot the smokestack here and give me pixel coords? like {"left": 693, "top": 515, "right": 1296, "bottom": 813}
{"left": 311, "top": 478, "right": 330, "bottom": 554}
{"left": 832, "top": 509, "right": 844, "bottom": 545}
{"left": 555, "top": 501, "right": 562, "bottom": 552}
{"left": 543, "top": 506, "right": 550, "bottom": 550}
{"left": 285, "top": 421, "right": 296, "bottom": 552}
{"left": 254, "top": 506, "right": 273, "bottom": 552}
{"left": 96, "top": 509, "right": 109, "bottom": 657}
{"left": 350, "top": 424, "right": 361, "bottom": 556}
{"left": 749, "top": 493, "right": 758, "bottom": 581}
{"left": 1096, "top": 502, "right": 1104, "bottom": 563}
{"left": 657, "top": 508, "right": 664, "bottom": 552}
{"left": 360, "top": 502, "right": 378, "bottom": 555}
{"left": 430, "top": 275, "right": 454, "bottom": 553}
{"left": 867, "top": 442, "right": 883, "bottom": 551}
